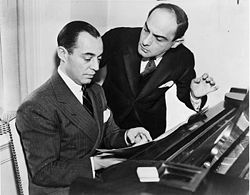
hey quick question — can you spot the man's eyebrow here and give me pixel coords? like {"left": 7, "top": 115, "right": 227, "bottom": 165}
{"left": 81, "top": 53, "right": 103, "bottom": 58}
{"left": 145, "top": 22, "right": 168, "bottom": 41}
{"left": 81, "top": 53, "right": 95, "bottom": 57}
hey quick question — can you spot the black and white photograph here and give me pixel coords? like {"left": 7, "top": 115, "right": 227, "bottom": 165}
{"left": 0, "top": 0, "right": 249, "bottom": 195}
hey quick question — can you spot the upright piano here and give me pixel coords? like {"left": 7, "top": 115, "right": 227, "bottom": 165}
{"left": 70, "top": 88, "right": 249, "bottom": 195}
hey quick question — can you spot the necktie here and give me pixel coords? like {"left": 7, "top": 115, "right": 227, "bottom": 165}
{"left": 141, "top": 58, "right": 156, "bottom": 77}
{"left": 81, "top": 86, "right": 93, "bottom": 116}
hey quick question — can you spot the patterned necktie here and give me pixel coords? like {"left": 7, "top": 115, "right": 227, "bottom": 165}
{"left": 141, "top": 58, "right": 156, "bottom": 77}
{"left": 81, "top": 86, "right": 93, "bottom": 116}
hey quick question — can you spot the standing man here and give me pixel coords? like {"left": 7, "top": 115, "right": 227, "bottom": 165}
{"left": 96, "top": 3, "right": 218, "bottom": 139}
{"left": 16, "top": 21, "right": 152, "bottom": 195}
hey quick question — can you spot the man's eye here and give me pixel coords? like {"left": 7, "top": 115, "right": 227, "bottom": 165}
{"left": 156, "top": 37, "right": 164, "bottom": 42}
{"left": 155, "top": 36, "right": 167, "bottom": 42}
{"left": 84, "top": 57, "right": 92, "bottom": 62}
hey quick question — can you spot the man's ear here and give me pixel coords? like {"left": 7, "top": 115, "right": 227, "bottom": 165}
{"left": 57, "top": 46, "right": 68, "bottom": 63}
{"left": 171, "top": 37, "right": 184, "bottom": 48}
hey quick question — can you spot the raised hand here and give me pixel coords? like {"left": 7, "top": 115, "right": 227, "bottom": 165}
{"left": 190, "top": 73, "right": 218, "bottom": 99}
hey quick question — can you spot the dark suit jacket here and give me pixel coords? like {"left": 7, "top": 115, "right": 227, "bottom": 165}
{"left": 100, "top": 27, "right": 206, "bottom": 139}
{"left": 16, "top": 72, "right": 127, "bottom": 195}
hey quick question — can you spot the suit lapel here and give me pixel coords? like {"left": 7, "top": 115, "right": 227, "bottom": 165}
{"left": 86, "top": 87, "right": 102, "bottom": 135}
{"left": 51, "top": 73, "right": 100, "bottom": 142}
{"left": 138, "top": 51, "right": 176, "bottom": 99}
{"left": 123, "top": 47, "right": 141, "bottom": 96}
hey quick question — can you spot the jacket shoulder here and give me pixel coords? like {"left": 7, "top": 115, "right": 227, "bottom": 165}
{"left": 104, "top": 27, "right": 141, "bottom": 37}
{"left": 102, "top": 27, "right": 141, "bottom": 45}
{"left": 175, "top": 44, "right": 194, "bottom": 56}
{"left": 17, "top": 77, "right": 54, "bottom": 111}
{"left": 100, "top": 27, "right": 141, "bottom": 68}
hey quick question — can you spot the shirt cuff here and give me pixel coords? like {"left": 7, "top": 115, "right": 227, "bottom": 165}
{"left": 124, "top": 130, "right": 131, "bottom": 146}
{"left": 190, "top": 92, "right": 202, "bottom": 112}
{"left": 90, "top": 157, "right": 95, "bottom": 179}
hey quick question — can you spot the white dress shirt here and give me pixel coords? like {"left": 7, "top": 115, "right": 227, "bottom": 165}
{"left": 140, "top": 57, "right": 162, "bottom": 73}
{"left": 58, "top": 67, "right": 83, "bottom": 104}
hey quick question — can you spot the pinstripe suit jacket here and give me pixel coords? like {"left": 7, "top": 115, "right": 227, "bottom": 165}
{"left": 16, "top": 72, "right": 127, "bottom": 194}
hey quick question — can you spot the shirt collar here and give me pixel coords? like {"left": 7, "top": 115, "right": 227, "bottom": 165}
{"left": 154, "top": 56, "right": 162, "bottom": 66}
{"left": 57, "top": 66, "right": 82, "bottom": 98}
{"left": 141, "top": 56, "right": 162, "bottom": 67}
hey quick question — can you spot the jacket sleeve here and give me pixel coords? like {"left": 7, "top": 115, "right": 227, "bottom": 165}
{"left": 102, "top": 109, "right": 128, "bottom": 149}
{"left": 176, "top": 51, "right": 207, "bottom": 110}
{"left": 16, "top": 100, "right": 93, "bottom": 187}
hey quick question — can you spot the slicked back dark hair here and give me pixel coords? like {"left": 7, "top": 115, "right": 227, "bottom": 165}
{"left": 148, "top": 3, "right": 188, "bottom": 41}
{"left": 57, "top": 21, "right": 100, "bottom": 54}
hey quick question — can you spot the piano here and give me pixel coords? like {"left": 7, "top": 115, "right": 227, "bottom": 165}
{"left": 70, "top": 88, "right": 249, "bottom": 195}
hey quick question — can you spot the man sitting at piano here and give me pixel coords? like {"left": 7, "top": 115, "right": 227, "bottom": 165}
{"left": 16, "top": 20, "right": 152, "bottom": 195}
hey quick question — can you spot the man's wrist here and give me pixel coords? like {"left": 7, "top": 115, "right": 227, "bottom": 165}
{"left": 124, "top": 130, "right": 131, "bottom": 146}
{"left": 90, "top": 157, "right": 96, "bottom": 178}
{"left": 190, "top": 92, "right": 202, "bottom": 112}
{"left": 190, "top": 91, "right": 200, "bottom": 101}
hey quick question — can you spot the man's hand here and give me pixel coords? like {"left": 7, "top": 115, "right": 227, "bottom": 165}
{"left": 126, "top": 127, "right": 152, "bottom": 146}
{"left": 190, "top": 73, "right": 218, "bottom": 99}
{"left": 93, "top": 155, "right": 125, "bottom": 170}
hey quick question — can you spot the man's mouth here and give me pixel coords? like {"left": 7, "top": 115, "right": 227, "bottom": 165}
{"left": 140, "top": 44, "right": 149, "bottom": 53}
{"left": 84, "top": 74, "right": 95, "bottom": 79}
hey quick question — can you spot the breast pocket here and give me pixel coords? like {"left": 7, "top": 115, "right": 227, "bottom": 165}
{"left": 158, "top": 80, "right": 174, "bottom": 89}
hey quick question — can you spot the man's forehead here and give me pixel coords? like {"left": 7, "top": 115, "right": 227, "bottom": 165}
{"left": 147, "top": 8, "right": 177, "bottom": 26}
{"left": 146, "top": 9, "right": 177, "bottom": 38}
{"left": 75, "top": 32, "right": 103, "bottom": 53}
{"left": 149, "top": 8, "right": 176, "bottom": 20}
{"left": 77, "top": 31, "right": 100, "bottom": 43}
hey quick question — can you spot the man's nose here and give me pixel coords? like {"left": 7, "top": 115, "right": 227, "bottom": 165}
{"left": 142, "top": 33, "right": 153, "bottom": 46}
{"left": 91, "top": 58, "right": 99, "bottom": 71}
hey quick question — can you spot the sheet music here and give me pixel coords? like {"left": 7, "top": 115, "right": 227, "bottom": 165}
{"left": 96, "top": 140, "right": 154, "bottom": 158}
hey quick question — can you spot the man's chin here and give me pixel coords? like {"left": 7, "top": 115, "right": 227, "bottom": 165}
{"left": 81, "top": 79, "right": 92, "bottom": 85}
{"left": 138, "top": 50, "right": 147, "bottom": 58}
{"left": 138, "top": 48, "right": 152, "bottom": 58}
